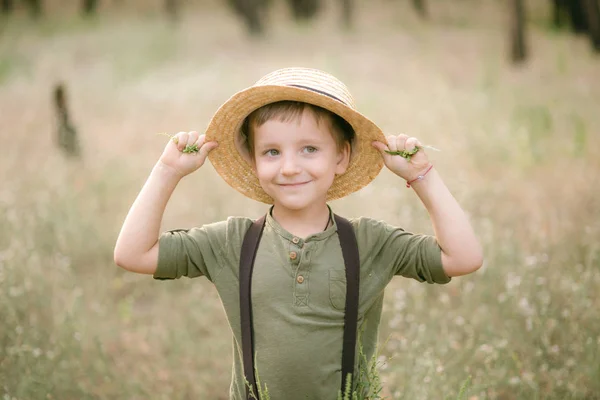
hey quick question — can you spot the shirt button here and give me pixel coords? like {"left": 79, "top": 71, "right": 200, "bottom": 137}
{"left": 292, "top": 237, "right": 300, "bottom": 244}
{"left": 290, "top": 251, "right": 297, "bottom": 260}
{"left": 297, "top": 275, "right": 304, "bottom": 284}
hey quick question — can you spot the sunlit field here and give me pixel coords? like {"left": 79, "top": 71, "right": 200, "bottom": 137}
{"left": 1, "top": 0, "right": 599, "bottom": 399}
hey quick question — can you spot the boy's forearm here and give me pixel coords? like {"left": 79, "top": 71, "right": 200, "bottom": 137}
{"left": 114, "top": 161, "right": 182, "bottom": 264}
{"left": 410, "top": 168, "right": 483, "bottom": 277}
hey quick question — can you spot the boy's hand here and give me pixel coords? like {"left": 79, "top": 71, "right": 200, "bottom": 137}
{"left": 372, "top": 134, "right": 432, "bottom": 182}
{"left": 159, "top": 131, "right": 218, "bottom": 178}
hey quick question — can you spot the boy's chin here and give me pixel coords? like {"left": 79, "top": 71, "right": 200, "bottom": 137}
{"left": 272, "top": 197, "right": 324, "bottom": 212}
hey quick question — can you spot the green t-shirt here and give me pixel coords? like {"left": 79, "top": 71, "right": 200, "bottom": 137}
{"left": 154, "top": 206, "right": 450, "bottom": 399}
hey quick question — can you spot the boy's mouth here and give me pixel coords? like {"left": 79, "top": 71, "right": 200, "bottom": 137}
{"left": 278, "top": 181, "right": 310, "bottom": 187}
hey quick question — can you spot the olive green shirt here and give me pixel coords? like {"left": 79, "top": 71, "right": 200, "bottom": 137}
{"left": 154, "top": 206, "right": 451, "bottom": 399}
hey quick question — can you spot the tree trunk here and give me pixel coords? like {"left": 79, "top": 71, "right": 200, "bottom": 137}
{"left": 288, "top": 0, "right": 321, "bottom": 21}
{"left": 165, "top": 0, "right": 179, "bottom": 22}
{"left": 1, "top": 0, "right": 14, "bottom": 14}
{"left": 341, "top": 0, "right": 353, "bottom": 29}
{"left": 412, "top": 0, "right": 427, "bottom": 19}
{"left": 27, "top": 0, "right": 42, "bottom": 18}
{"left": 82, "top": 0, "right": 99, "bottom": 16}
{"left": 54, "top": 83, "right": 81, "bottom": 158}
{"left": 568, "top": 0, "right": 588, "bottom": 33}
{"left": 239, "top": 0, "right": 263, "bottom": 35}
{"left": 552, "top": 0, "right": 565, "bottom": 28}
{"left": 510, "top": 0, "right": 527, "bottom": 63}
{"left": 582, "top": 0, "right": 600, "bottom": 51}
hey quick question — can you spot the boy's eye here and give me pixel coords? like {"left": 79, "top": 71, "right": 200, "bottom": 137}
{"left": 304, "top": 146, "right": 317, "bottom": 153}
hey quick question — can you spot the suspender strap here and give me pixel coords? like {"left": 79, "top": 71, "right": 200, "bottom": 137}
{"left": 334, "top": 214, "right": 360, "bottom": 394}
{"left": 240, "top": 216, "right": 266, "bottom": 399}
{"left": 239, "top": 213, "right": 360, "bottom": 400}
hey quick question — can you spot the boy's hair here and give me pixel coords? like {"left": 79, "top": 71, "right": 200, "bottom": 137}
{"left": 240, "top": 101, "right": 355, "bottom": 159}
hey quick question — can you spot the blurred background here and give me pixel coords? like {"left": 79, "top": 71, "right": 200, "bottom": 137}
{"left": 0, "top": 0, "right": 599, "bottom": 399}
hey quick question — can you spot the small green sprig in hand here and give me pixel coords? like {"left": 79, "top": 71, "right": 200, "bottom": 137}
{"left": 157, "top": 132, "right": 200, "bottom": 154}
{"left": 384, "top": 145, "right": 440, "bottom": 161}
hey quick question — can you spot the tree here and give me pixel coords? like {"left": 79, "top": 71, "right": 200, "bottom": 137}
{"left": 54, "top": 83, "right": 81, "bottom": 158}
{"left": 82, "top": 0, "right": 99, "bottom": 16}
{"left": 413, "top": 0, "right": 427, "bottom": 19}
{"left": 582, "top": 0, "right": 600, "bottom": 51}
{"left": 510, "top": 0, "right": 527, "bottom": 63}
{"left": 288, "top": 0, "right": 321, "bottom": 21}
{"left": 228, "top": 0, "right": 270, "bottom": 35}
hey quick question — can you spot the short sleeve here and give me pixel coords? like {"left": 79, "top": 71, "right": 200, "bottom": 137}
{"left": 354, "top": 217, "right": 451, "bottom": 284}
{"left": 153, "top": 220, "right": 229, "bottom": 282}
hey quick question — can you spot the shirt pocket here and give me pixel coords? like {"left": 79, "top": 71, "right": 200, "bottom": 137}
{"left": 329, "top": 269, "right": 346, "bottom": 310}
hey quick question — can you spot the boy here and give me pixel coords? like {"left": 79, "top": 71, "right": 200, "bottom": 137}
{"left": 114, "top": 67, "right": 483, "bottom": 399}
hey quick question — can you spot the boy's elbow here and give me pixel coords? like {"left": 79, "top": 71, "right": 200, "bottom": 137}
{"left": 469, "top": 254, "right": 484, "bottom": 273}
{"left": 113, "top": 245, "right": 136, "bottom": 272}
{"left": 442, "top": 250, "right": 484, "bottom": 277}
{"left": 113, "top": 244, "right": 159, "bottom": 275}
{"left": 113, "top": 250, "right": 131, "bottom": 271}
{"left": 463, "top": 247, "right": 484, "bottom": 274}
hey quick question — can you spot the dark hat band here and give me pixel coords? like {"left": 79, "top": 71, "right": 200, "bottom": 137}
{"left": 287, "top": 84, "right": 348, "bottom": 106}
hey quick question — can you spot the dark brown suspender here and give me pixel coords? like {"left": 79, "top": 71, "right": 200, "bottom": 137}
{"left": 239, "top": 214, "right": 360, "bottom": 399}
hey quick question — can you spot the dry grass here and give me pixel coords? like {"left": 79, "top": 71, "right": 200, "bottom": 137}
{"left": 1, "top": 0, "right": 599, "bottom": 399}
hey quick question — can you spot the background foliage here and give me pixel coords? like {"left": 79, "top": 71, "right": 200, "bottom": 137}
{"left": 1, "top": 1, "right": 599, "bottom": 399}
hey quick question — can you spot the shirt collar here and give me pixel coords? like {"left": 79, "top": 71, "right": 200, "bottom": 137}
{"left": 266, "top": 205, "right": 338, "bottom": 242}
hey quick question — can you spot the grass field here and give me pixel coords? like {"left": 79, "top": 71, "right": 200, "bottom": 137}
{"left": 1, "top": 0, "right": 599, "bottom": 399}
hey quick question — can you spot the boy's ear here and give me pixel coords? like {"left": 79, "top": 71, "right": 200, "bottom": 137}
{"left": 335, "top": 142, "right": 351, "bottom": 175}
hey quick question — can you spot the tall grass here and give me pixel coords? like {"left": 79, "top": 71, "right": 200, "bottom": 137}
{"left": 1, "top": 1, "right": 599, "bottom": 399}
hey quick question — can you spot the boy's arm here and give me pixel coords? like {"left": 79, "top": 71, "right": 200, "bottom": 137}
{"left": 410, "top": 167, "right": 483, "bottom": 277}
{"left": 114, "top": 131, "right": 218, "bottom": 275}
{"left": 373, "top": 135, "right": 483, "bottom": 277}
{"left": 113, "top": 161, "right": 182, "bottom": 275}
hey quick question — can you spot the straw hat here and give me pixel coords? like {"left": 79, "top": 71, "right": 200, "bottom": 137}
{"left": 205, "top": 67, "right": 386, "bottom": 204}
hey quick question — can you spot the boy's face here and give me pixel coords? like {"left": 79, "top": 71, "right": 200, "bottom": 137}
{"left": 251, "top": 110, "right": 350, "bottom": 214}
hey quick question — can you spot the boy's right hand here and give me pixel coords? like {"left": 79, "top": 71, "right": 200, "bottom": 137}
{"left": 158, "top": 131, "right": 219, "bottom": 178}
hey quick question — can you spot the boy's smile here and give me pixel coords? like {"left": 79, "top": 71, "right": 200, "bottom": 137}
{"left": 251, "top": 110, "right": 350, "bottom": 217}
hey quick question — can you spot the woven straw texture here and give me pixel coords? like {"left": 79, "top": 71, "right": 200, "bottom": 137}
{"left": 205, "top": 67, "right": 386, "bottom": 204}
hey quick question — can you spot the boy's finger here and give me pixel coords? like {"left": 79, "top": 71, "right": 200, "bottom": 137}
{"left": 194, "top": 133, "right": 207, "bottom": 147}
{"left": 371, "top": 141, "right": 389, "bottom": 154}
{"left": 175, "top": 131, "right": 188, "bottom": 151}
{"left": 198, "top": 141, "right": 219, "bottom": 161}
{"left": 186, "top": 131, "right": 199, "bottom": 147}
{"left": 386, "top": 135, "right": 397, "bottom": 151}
{"left": 396, "top": 134, "right": 409, "bottom": 150}
{"left": 405, "top": 137, "right": 421, "bottom": 150}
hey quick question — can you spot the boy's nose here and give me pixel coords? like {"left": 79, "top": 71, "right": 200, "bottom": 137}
{"left": 280, "top": 154, "right": 301, "bottom": 175}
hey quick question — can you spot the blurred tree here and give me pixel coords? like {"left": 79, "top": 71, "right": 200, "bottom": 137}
{"left": 228, "top": 0, "right": 270, "bottom": 35}
{"left": 412, "top": 0, "right": 427, "bottom": 19}
{"left": 165, "top": 0, "right": 179, "bottom": 22}
{"left": 341, "top": 0, "right": 354, "bottom": 28}
{"left": 510, "top": 0, "right": 527, "bottom": 63}
{"left": 54, "top": 83, "right": 81, "bottom": 158}
{"left": 82, "top": 0, "right": 98, "bottom": 16}
{"left": 552, "top": 0, "right": 600, "bottom": 53}
{"left": 288, "top": 0, "right": 321, "bottom": 20}
{"left": 553, "top": 0, "right": 588, "bottom": 32}
{"left": 26, "top": 0, "right": 42, "bottom": 18}
{"left": 1, "top": 0, "right": 13, "bottom": 14}
{"left": 582, "top": 0, "right": 600, "bottom": 51}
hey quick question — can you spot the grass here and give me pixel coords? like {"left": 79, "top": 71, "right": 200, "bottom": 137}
{"left": 1, "top": 0, "right": 599, "bottom": 399}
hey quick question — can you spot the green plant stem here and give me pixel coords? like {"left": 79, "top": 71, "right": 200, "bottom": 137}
{"left": 384, "top": 145, "right": 440, "bottom": 161}
{"left": 156, "top": 132, "right": 199, "bottom": 154}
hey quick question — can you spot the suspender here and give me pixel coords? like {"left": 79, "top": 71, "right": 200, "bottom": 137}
{"left": 239, "top": 214, "right": 360, "bottom": 399}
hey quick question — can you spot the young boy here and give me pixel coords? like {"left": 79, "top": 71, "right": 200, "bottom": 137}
{"left": 114, "top": 68, "right": 483, "bottom": 399}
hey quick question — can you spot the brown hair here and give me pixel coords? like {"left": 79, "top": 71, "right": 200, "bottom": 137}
{"left": 240, "top": 101, "right": 355, "bottom": 159}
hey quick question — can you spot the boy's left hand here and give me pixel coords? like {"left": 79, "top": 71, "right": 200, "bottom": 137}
{"left": 372, "top": 134, "right": 432, "bottom": 182}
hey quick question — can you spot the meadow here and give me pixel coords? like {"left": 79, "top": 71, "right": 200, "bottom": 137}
{"left": 1, "top": 0, "right": 599, "bottom": 399}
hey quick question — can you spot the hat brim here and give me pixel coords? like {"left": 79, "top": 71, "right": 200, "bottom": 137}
{"left": 205, "top": 85, "right": 386, "bottom": 204}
